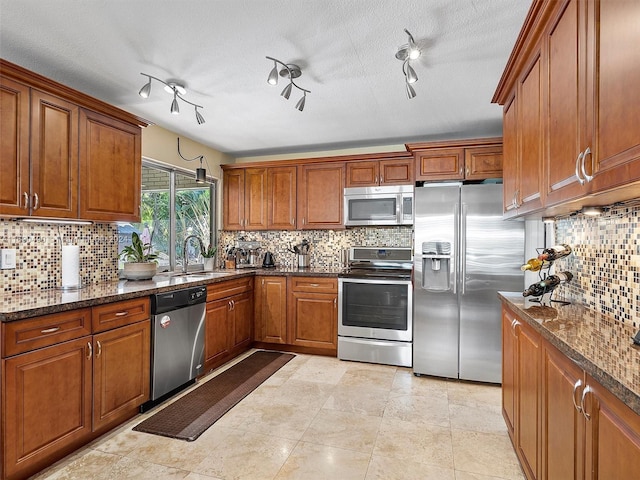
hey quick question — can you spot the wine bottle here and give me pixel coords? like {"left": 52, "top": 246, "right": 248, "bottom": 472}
{"left": 537, "top": 244, "right": 572, "bottom": 261}
{"left": 522, "top": 271, "right": 573, "bottom": 297}
{"left": 520, "top": 258, "right": 551, "bottom": 271}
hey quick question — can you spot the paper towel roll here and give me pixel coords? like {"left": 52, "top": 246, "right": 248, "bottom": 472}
{"left": 61, "top": 245, "right": 80, "bottom": 288}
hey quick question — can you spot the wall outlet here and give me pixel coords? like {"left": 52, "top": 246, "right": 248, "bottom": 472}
{"left": 1, "top": 249, "right": 17, "bottom": 269}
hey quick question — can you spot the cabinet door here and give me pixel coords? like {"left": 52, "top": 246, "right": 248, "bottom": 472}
{"left": 502, "top": 308, "right": 517, "bottom": 439}
{"left": 244, "top": 167, "right": 267, "bottom": 230}
{"left": 256, "top": 276, "right": 288, "bottom": 344}
{"left": 544, "top": 0, "right": 589, "bottom": 206}
{"left": 268, "top": 166, "right": 296, "bottom": 229}
{"left": 205, "top": 298, "right": 233, "bottom": 369}
{"left": 79, "top": 109, "right": 141, "bottom": 222}
{"left": 223, "top": 169, "right": 245, "bottom": 230}
{"left": 415, "top": 148, "right": 464, "bottom": 181}
{"left": 3, "top": 337, "right": 92, "bottom": 480}
{"left": 464, "top": 146, "right": 503, "bottom": 180}
{"left": 92, "top": 321, "right": 150, "bottom": 432}
{"left": 297, "top": 163, "right": 344, "bottom": 229}
{"left": 541, "top": 339, "right": 585, "bottom": 480}
{"left": 517, "top": 52, "right": 544, "bottom": 214}
{"left": 379, "top": 158, "right": 414, "bottom": 185}
{"left": 583, "top": 374, "right": 640, "bottom": 480}
{"left": 586, "top": 0, "right": 640, "bottom": 193}
{"left": 502, "top": 95, "right": 519, "bottom": 216}
{"left": 0, "top": 75, "right": 30, "bottom": 216}
{"left": 231, "top": 291, "right": 253, "bottom": 349}
{"left": 345, "top": 161, "right": 379, "bottom": 187}
{"left": 288, "top": 291, "right": 337, "bottom": 350}
{"left": 515, "top": 317, "right": 541, "bottom": 480}
{"left": 31, "top": 89, "right": 79, "bottom": 218}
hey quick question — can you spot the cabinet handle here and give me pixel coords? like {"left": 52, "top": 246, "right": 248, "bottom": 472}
{"left": 575, "top": 151, "right": 586, "bottom": 185}
{"left": 572, "top": 379, "right": 583, "bottom": 412}
{"left": 114, "top": 311, "right": 129, "bottom": 317}
{"left": 511, "top": 319, "right": 521, "bottom": 337}
{"left": 379, "top": 175, "right": 384, "bottom": 183}
{"left": 96, "top": 340, "right": 102, "bottom": 358}
{"left": 334, "top": 297, "right": 337, "bottom": 308}
{"left": 291, "top": 218, "right": 295, "bottom": 225}
{"left": 302, "top": 217, "right": 306, "bottom": 225}
{"left": 374, "top": 175, "right": 378, "bottom": 184}
{"left": 41, "top": 326, "right": 61, "bottom": 334}
{"left": 22, "top": 192, "right": 30, "bottom": 209}
{"left": 581, "top": 147, "right": 594, "bottom": 183}
{"left": 32, "top": 193, "right": 39, "bottom": 210}
{"left": 87, "top": 341, "right": 93, "bottom": 359}
{"left": 465, "top": 167, "right": 470, "bottom": 177}
{"left": 580, "top": 385, "right": 593, "bottom": 421}
{"left": 308, "top": 283, "right": 320, "bottom": 287}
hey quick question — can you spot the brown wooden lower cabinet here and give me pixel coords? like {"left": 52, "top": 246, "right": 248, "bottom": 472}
{"left": 1, "top": 301, "right": 151, "bottom": 480}
{"left": 254, "top": 276, "right": 338, "bottom": 355}
{"left": 204, "top": 278, "right": 254, "bottom": 372}
{"left": 503, "top": 305, "right": 640, "bottom": 480}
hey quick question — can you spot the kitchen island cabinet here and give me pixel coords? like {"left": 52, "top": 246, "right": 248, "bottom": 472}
{"left": 501, "top": 295, "right": 640, "bottom": 480}
{"left": 1, "top": 299, "right": 150, "bottom": 480}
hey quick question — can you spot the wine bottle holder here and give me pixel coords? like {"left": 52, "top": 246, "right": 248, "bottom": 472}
{"left": 527, "top": 248, "right": 571, "bottom": 306}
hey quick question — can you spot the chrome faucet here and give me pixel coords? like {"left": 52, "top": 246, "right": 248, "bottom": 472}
{"left": 182, "top": 235, "right": 205, "bottom": 273}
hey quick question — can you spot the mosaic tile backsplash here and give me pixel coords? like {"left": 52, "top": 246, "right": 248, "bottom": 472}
{"left": 553, "top": 202, "right": 639, "bottom": 327}
{"left": 1, "top": 220, "right": 119, "bottom": 294}
{"left": 219, "top": 226, "right": 414, "bottom": 269}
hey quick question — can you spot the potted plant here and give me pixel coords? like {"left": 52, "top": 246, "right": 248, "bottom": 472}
{"left": 202, "top": 243, "right": 217, "bottom": 271}
{"left": 120, "top": 232, "right": 158, "bottom": 280}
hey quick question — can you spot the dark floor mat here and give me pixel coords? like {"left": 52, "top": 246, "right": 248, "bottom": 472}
{"left": 133, "top": 351, "right": 295, "bottom": 441}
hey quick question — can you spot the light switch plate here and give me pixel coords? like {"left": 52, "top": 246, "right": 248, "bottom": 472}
{"left": 1, "top": 248, "right": 17, "bottom": 269}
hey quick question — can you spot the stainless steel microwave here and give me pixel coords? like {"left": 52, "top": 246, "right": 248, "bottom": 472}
{"left": 343, "top": 185, "right": 414, "bottom": 226}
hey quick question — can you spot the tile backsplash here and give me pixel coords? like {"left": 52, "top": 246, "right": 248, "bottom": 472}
{"left": 1, "top": 220, "right": 119, "bottom": 294}
{"left": 553, "top": 202, "right": 639, "bottom": 327}
{"left": 219, "top": 226, "right": 413, "bottom": 269}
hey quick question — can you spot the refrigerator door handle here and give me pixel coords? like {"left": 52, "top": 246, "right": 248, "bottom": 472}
{"left": 453, "top": 203, "right": 458, "bottom": 294}
{"left": 460, "top": 203, "right": 467, "bottom": 295}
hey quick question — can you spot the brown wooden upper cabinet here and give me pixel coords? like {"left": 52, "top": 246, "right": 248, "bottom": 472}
{"left": 0, "top": 60, "right": 147, "bottom": 222}
{"left": 267, "top": 166, "right": 297, "bottom": 230}
{"left": 222, "top": 167, "right": 268, "bottom": 230}
{"left": 493, "top": 0, "right": 640, "bottom": 217}
{"left": 345, "top": 157, "right": 414, "bottom": 187}
{"left": 297, "top": 162, "right": 345, "bottom": 230}
{"left": 408, "top": 138, "right": 503, "bottom": 182}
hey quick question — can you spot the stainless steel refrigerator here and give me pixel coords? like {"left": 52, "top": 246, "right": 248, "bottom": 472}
{"left": 413, "top": 182, "right": 524, "bottom": 383}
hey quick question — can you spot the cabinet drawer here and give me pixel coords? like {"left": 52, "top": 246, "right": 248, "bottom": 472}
{"left": 207, "top": 277, "right": 254, "bottom": 302}
{"left": 2, "top": 308, "right": 92, "bottom": 357}
{"left": 289, "top": 276, "right": 337, "bottom": 294}
{"left": 91, "top": 297, "right": 150, "bottom": 333}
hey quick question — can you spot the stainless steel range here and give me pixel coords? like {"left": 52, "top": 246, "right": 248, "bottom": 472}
{"left": 338, "top": 247, "right": 413, "bottom": 367}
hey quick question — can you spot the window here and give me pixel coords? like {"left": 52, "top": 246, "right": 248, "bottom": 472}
{"left": 118, "top": 161, "right": 216, "bottom": 273}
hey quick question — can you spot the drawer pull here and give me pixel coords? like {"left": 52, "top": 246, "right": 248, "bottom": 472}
{"left": 41, "top": 326, "right": 61, "bottom": 334}
{"left": 114, "top": 311, "right": 129, "bottom": 317}
{"left": 308, "top": 283, "right": 320, "bottom": 287}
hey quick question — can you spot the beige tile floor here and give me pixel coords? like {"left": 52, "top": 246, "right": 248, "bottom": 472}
{"left": 33, "top": 350, "right": 525, "bottom": 480}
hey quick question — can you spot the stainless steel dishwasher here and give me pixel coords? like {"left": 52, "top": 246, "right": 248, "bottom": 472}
{"left": 149, "top": 285, "right": 206, "bottom": 404}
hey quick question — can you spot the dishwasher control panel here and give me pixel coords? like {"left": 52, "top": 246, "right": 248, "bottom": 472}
{"left": 151, "top": 286, "right": 207, "bottom": 314}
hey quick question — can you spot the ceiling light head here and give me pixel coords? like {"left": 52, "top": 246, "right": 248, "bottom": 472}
{"left": 195, "top": 107, "right": 205, "bottom": 125}
{"left": 395, "top": 29, "right": 421, "bottom": 61}
{"left": 195, "top": 167, "right": 207, "bottom": 183}
{"left": 267, "top": 61, "right": 279, "bottom": 85}
{"left": 406, "top": 82, "right": 417, "bottom": 99}
{"left": 164, "top": 82, "right": 186, "bottom": 95}
{"left": 281, "top": 82, "right": 293, "bottom": 99}
{"left": 405, "top": 61, "right": 418, "bottom": 84}
{"left": 295, "top": 92, "right": 306, "bottom": 111}
{"left": 170, "top": 93, "right": 180, "bottom": 115}
{"left": 138, "top": 77, "right": 151, "bottom": 98}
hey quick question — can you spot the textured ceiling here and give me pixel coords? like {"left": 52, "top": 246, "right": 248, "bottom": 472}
{"left": 0, "top": 0, "right": 530, "bottom": 157}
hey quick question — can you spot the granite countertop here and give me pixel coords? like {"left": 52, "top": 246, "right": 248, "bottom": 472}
{"left": 0, "top": 267, "right": 342, "bottom": 322}
{"left": 499, "top": 292, "right": 640, "bottom": 416}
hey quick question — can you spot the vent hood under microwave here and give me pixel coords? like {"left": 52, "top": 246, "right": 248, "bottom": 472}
{"left": 344, "top": 185, "right": 414, "bottom": 226}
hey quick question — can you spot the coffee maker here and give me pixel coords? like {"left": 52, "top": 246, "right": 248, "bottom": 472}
{"left": 235, "top": 240, "right": 262, "bottom": 268}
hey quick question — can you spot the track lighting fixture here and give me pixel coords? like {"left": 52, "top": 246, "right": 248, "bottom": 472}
{"left": 265, "top": 56, "right": 310, "bottom": 111}
{"left": 138, "top": 73, "right": 205, "bottom": 124}
{"left": 395, "top": 29, "right": 421, "bottom": 99}
{"left": 177, "top": 138, "right": 209, "bottom": 184}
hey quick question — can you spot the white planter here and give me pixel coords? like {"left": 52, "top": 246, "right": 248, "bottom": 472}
{"left": 204, "top": 258, "right": 216, "bottom": 271}
{"left": 123, "top": 262, "right": 157, "bottom": 280}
